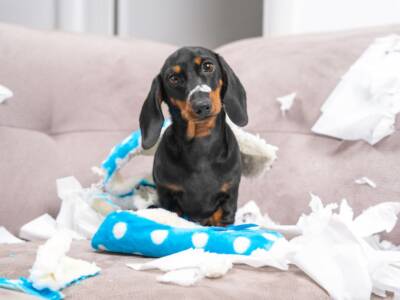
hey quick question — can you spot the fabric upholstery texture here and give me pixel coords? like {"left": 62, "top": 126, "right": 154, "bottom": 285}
{"left": 0, "top": 23, "right": 400, "bottom": 299}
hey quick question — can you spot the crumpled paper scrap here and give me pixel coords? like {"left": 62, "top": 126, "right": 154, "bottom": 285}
{"left": 355, "top": 176, "right": 377, "bottom": 188}
{"left": 129, "top": 195, "right": 400, "bottom": 300}
{"left": 312, "top": 35, "right": 400, "bottom": 145}
{"left": 0, "top": 84, "right": 13, "bottom": 103}
{"left": 276, "top": 92, "right": 296, "bottom": 115}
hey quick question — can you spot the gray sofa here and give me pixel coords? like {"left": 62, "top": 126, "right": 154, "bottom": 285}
{"left": 0, "top": 23, "right": 399, "bottom": 299}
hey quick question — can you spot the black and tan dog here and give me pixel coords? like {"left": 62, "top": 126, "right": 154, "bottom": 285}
{"left": 139, "top": 47, "right": 247, "bottom": 226}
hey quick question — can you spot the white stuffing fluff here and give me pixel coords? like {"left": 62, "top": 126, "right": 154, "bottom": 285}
{"left": 226, "top": 117, "right": 278, "bottom": 177}
{"left": 29, "top": 230, "right": 100, "bottom": 291}
{"left": 135, "top": 208, "right": 200, "bottom": 228}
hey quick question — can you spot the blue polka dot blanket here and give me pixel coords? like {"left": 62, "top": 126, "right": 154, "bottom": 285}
{"left": 89, "top": 116, "right": 280, "bottom": 258}
{"left": 95, "top": 117, "right": 278, "bottom": 212}
{"left": 91, "top": 209, "right": 283, "bottom": 257}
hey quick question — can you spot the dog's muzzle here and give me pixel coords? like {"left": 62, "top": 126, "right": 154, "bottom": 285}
{"left": 188, "top": 85, "right": 212, "bottom": 119}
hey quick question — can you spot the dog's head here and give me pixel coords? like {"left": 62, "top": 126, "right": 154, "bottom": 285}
{"left": 139, "top": 47, "right": 247, "bottom": 149}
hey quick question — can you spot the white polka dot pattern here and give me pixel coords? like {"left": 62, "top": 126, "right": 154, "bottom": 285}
{"left": 151, "top": 230, "right": 169, "bottom": 245}
{"left": 113, "top": 222, "right": 127, "bottom": 239}
{"left": 191, "top": 232, "right": 209, "bottom": 248}
{"left": 233, "top": 237, "right": 250, "bottom": 254}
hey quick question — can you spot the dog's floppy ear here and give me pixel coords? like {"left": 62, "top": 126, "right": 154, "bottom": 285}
{"left": 139, "top": 75, "right": 165, "bottom": 149}
{"left": 217, "top": 54, "right": 248, "bottom": 126}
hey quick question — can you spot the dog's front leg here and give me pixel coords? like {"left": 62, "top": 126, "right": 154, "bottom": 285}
{"left": 209, "top": 185, "right": 239, "bottom": 226}
{"left": 156, "top": 185, "right": 183, "bottom": 216}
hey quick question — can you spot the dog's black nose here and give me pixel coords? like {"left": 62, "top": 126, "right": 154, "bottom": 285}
{"left": 192, "top": 99, "right": 211, "bottom": 118}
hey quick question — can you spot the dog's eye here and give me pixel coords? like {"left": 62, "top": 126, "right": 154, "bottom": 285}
{"left": 168, "top": 74, "right": 179, "bottom": 86}
{"left": 202, "top": 61, "right": 214, "bottom": 73}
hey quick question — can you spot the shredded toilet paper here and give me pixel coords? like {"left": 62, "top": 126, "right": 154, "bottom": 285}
{"left": 355, "top": 177, "right": 377, "bottom": 188}
{"left": 312, "top": 35, "right": 400, "bottom": 145}
{"left": 19, "top": 177, "right": 105, "bottom": 241}
{"left": 129, "top": 195, "right": 400, "bottom": 300}
{"left": 276, "top": 92, "right": 296, "bottom": 115}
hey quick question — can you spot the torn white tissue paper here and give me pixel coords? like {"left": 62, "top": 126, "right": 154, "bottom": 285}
{"left": 235, "top": 200, "right": 301, "bottom": 238}
{"left": 0, "top": 84, "right": 13, "bottom": 103}
{"left": 0, "top": 227, "right": 24, "bottom": 244}
{"left": 130, "top": 195, "right": 400, "bottom": 299}
{"left": 127, "top": 248, "right": 233, "bottom": 286}
{"left": 312, "top": 35, "right": 400, "bottom": 145}
{"left": 19, "top": 214, "right": 58, "bottom": 241}
{"left": 128, "top": 241, "right": 291, "bottom": 287}
{"left": 276, "top": 92, "right": 296, "bottom": 115}
{"left": 290, "top": 196, "right": 400, "bottom": 299}
{"left": 352, "top": 202, "right": 400, "bottom": 238}
{"left": 55, "top": 176, "right": 104, "bottom": 239}
{"left": 19, "top": 213, "right": 84, "bottom": 241}
{"left": 157, "top": 268, "right": 204, "bottom": 286}
{"left": 29, "top": 229, "right": 100, "bottom": 291}
{"left": 19, "top": 176, "right": 104, "bottom": 241}
{"left": 355, "top": 176, "right": 377, "bottom": 188}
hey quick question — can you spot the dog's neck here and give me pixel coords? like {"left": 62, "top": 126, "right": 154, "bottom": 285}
{"left": 169, "top": 109, "right": 227, "bottom": 150}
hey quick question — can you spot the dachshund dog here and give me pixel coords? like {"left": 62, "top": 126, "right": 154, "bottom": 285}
{"left": 139, "top": 47, "right": 247, "bottom": 226}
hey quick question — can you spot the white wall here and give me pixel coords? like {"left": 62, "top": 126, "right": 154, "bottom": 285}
{"left": 55, "top": 0, "right": 115, "bottom": 34}
{"left": 264, "top": 0, "right": 400, "bottom": 36}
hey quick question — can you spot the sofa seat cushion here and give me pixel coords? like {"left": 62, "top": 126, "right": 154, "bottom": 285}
{"left": 0, "top": 240, "right": 330, "bottom": 299}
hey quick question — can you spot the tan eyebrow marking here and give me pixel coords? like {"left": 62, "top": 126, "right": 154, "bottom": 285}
{"left": 194, "top": 56, "right": 202, "bottom": 65}
{"left": 172, "top": 65, "right": 181, "bottom": 73}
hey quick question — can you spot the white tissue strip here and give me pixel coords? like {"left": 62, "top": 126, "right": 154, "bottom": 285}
{"left": 276, "top": 92, "right": 296, "bottom": 115}
{"left": 128, "top": 240, "right": 291, "bottom": 287}
{"left": 56, "top": 176, "right": 104, "bottom": 239}
{"left": 0, "top": 84, "right": 13, "bottom": 103}
{"left": 19, "top": 214, "right": 58, "bottom": 241}
{"left": 355, "top": 177, "right": 377, "bottom": 188}
{"left": 29, "top": 230, "right": 100, "bottom": 291}
{"left": 157, "top": 268, "right": 205, "bottom": 286}
{"left": 312, "top": 35, "right": 400, "bottom": 145}
{"left": 187, "top": 84, "right": 212, "bottom": 100}
{"left": 0, "top": 227, "right": 24, "bottom": 244}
